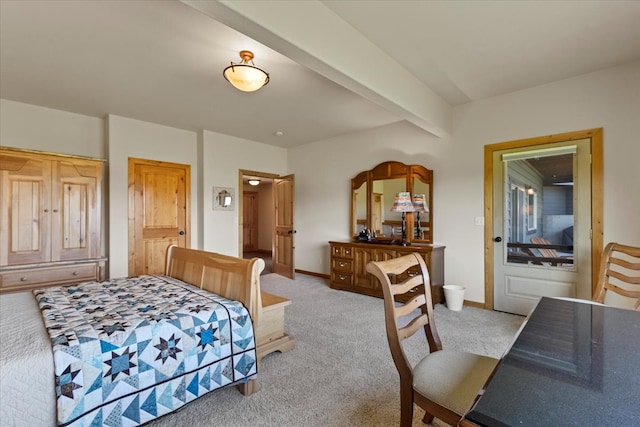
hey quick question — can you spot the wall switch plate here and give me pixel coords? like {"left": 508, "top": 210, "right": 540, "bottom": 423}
{"left": 474, "top": 216, "right": 485, "bottom": 226}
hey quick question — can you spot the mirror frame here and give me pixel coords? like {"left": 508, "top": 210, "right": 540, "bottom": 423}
{"left": 351, "top": 161, "right": 433, "bottom": 244}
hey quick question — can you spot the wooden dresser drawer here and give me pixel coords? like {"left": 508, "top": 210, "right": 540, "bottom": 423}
{"left": 0, "top": 261, "right": 104, "bottom": 293}
{"left": 331, "top": 245, "right": 354, "bottom": 259}
{"left": 332, "top": 272, "right": 352, "bottom": 285}
{"left": 332, "top": 258, "right": 352, "bottom": 273}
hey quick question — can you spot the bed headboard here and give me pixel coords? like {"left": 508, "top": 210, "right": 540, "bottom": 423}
{"left": 164, "top": 245, "right": 265, "bottom": 323}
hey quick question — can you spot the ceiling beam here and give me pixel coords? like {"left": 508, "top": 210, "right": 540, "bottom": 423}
{"left": 182, "top": 0, "right": 452, "bottom": 138}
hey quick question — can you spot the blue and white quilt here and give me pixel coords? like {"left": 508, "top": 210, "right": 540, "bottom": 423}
{"left": 33, "top": 275, "right": 257, "bottom": 427}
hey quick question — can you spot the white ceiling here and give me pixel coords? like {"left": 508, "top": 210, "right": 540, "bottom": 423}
{"left": 2, "top": 1, "right": 639, "bottom": 148}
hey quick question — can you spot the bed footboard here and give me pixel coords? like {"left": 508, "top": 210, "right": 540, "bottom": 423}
{"left": 164, "top": 245, "right": 265, "bottom": 395}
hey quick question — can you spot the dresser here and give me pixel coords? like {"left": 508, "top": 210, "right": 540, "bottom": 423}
{"left": 329, "top": 241, "right": 445, "bottom": 304}
{"left": 0, "top": 147, "right": 106, "bottom": 293}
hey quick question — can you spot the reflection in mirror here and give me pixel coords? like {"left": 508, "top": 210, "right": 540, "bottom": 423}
{"left": 353, "top": 181, "right": 367, "bottom": 234}
{"left": 350, "top": 161, "right": 433, "bottom": 244}
{"left": 413, "top": 179, "right": 430, "bottom": 239}
{"left": 373, "top": 178, "right": 406, "bottom": 237}
{"left": 218, "top": 190, "right": 232, "bottom": 207}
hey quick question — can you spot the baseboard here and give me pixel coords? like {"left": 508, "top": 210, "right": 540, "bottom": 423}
{"left": 295, "top": 269, "right": 329, "bottom": 279}
{"left": 463, "top": 300, "right": 486, "bottom": 309}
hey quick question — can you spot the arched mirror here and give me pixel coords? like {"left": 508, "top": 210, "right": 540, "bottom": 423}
{"left": 351, "top": 161, "right": 433, "bottom": 244}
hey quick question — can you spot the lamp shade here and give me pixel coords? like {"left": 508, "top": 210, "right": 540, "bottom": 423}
{"left": 223, "top": 50, "right": 269, "bottom": 92}
{"left": 412, "top": 194, "right": 429, "bottom": 213}
{"left": 391, "top": 192, "right": 415, "bottom": 212}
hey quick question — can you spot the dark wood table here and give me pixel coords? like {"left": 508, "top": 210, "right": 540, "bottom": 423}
{"left": 462, "top": 297, "right": 640, "bottom": 426}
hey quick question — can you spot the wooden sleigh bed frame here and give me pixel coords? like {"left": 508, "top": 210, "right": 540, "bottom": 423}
{"left": 164, "top": 245, "right": 295, "bottom": 395}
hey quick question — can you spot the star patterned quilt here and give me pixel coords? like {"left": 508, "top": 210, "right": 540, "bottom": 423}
{"left": 33, "top": 275, "right": 257, "bottom": 427}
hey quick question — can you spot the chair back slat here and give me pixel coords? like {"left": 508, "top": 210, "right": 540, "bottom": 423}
{"left": 391, "top": 275, "right": 424, "bottom": 296}
{"left": 395, "top": 294, "right": 426, "bottom": 318}
{"left": 398, "top": 314, "right": 429, "bottom": 341}
{"left": 608, "top": 269, "right": 640, "bottom": 285}
{"left": 610, "top": 256, "right": 640, "bottom": 272}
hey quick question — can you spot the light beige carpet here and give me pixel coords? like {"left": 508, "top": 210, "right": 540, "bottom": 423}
{"left": 148, "top": 273, "right": 524, "bottom": 427}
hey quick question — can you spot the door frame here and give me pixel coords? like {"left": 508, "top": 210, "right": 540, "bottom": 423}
{"left": 484, "top": 128, "right": 603, "bottom": 310}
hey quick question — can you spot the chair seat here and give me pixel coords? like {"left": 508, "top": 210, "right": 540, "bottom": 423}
{"left": 413, "top": 350, "right": 498, "bottom": 415}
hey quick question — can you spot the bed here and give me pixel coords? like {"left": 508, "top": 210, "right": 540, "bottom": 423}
{"left": 0, "top": 246, "right": 267, "bottom": 427}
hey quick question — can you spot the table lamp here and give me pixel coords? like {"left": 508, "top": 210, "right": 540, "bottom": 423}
{"left": 412, "top": 194, "right": 429, "bottom": 239}
{"left": 391, "top": 192, "right": 415, "bottom": 246}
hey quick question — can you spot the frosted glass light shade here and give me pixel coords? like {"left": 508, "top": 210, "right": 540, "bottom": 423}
{"left": 223, "top": 50, "right": 269, "bottom": 92}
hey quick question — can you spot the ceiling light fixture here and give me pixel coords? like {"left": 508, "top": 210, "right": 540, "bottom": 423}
{"left": 223, "top": 50, "right": 269, "bottom": 92}
{"left": 248, "top": 179, "right": 261, "bottom": 186}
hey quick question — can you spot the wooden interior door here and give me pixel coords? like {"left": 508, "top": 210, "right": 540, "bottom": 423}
{"left": 243, "top": 191, "right": 258, "bottom": 251}
{"left": 273, "top": 174, "right": 295, "bottom": 279}
{"left": 128, "top": 158, "right": 190, "bottom": 275}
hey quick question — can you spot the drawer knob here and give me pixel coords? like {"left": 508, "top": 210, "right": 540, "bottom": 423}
{"left": 339, "top": 275, "right": 346, "bottom": 280}
{"left": 72, "top": 271, "right": 78, "bottom": 276}
{"left": 339, "top": 262, "right": 346, "bottom": 267}
{"left": 20, "top": 277, "right": 28, "bottom": 281}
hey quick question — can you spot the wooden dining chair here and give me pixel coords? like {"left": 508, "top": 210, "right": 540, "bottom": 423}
{"left": 366, "top": 254, "right": 499, "bottom": 426}
{"left": 594, "top": 242, "right": 640, "bottom": 311}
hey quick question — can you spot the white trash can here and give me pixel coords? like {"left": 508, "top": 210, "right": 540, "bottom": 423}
{"left": 443, "top": 285, "right": 466, "bottom": 311}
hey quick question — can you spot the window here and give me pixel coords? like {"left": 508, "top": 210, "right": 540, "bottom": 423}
{"left": 527, "top": 189, "right": 537, "bottom": 232}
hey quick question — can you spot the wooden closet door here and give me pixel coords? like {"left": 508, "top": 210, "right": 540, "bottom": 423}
{"left": 52, "top": 159, "right": 101, "bottom": 261}
{"left": 0, "top": 153, "right": 51, "bottom": 266}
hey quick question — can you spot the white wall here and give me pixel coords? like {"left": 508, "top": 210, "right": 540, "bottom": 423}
{"left": 201, "top": 130, "right": 286, "bottom": 256}
{"left": 0, "top": 99, "right": 104, "bottom": 158}
{"left": 106, "top": 115, "right": 199, "bottom": 278}
{"left": 290, "top": 60, "right": 640, "bottom": 303}
{"left": 288, "top": 120, "right": 444, "bottom": 274}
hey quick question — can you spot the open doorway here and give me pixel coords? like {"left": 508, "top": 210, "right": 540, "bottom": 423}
{"left": 239, "top": 172, "right": 275, "bottom": 275}
{"left": 238, "top": 169, "right": 296, "bottom": 279}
